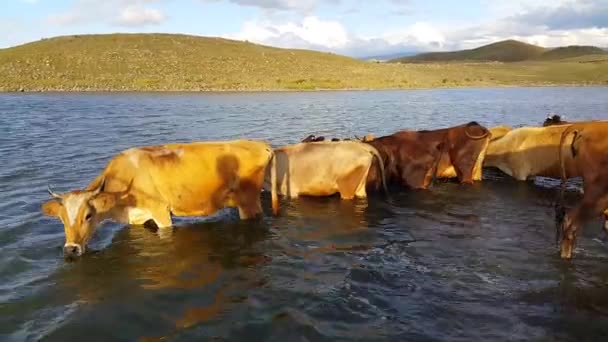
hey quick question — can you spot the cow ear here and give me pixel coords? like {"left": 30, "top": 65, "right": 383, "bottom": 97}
{"left": 42, "top": 200, "right": 62, "bottom": 217}
{"left": 90, "top": 193, "right": 116, "bottom": 214}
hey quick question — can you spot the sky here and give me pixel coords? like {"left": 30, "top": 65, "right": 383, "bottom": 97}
{"left": 2, "top": 0, "right": 608, "bottom": 58}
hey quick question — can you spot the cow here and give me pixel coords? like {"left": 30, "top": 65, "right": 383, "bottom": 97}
{"left": 301, "top": 135, "right": 325, "bottom": 143}
{"left": 41, "top": 140, "right": 278, "bottom": 258}
{"left": 264, "top": 140, "right": 388, "bottom": 200}
{"left": 543, "top": 114, "right": 569, "bottom": 127}
{"left": 368, "top": 122, "right": 490, "bottom": 185}
{"left": 555, "top": 122, "right": 608, "bottom": 259}
{"left": 364, "top": 130, "right": 446, "bottom": 191}
{"left": 301, "top": 134, "right": 374, "bottom": 143}
{"left": 483, "top": 125, "right": 582, "bottom": 181}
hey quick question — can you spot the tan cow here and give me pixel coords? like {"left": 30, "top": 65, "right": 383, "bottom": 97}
{"left": 483, "top": 125, "right": 582, "bottom": 181}
{"left": 41, "top": 140, "right": 278, "bottom": 257}
{"left": 264, "top": 141, "right": 388, "bottom": 200}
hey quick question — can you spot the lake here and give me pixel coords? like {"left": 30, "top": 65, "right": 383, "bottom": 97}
{"left": 2, "top": 87, "right": 608, "bottom": 341}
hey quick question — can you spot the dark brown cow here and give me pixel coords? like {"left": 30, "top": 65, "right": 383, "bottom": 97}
{"left": 373, "top": 121, "right": 489, "bottom": 185}
{"left": 364, "top": 131, "right": 446, "bottom": 191}
{"left": 555, "top": 121, "right": 608, "bottom": 259}
{"left": 301, "top": 135, "right": 325, "bottom": 142}
{"left": 423, "top": 122, "right": 491, "bottom": 183}
{"left": 543, "top": 114, "right": 569, "bottom": 127}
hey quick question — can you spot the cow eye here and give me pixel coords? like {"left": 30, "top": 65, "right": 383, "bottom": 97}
{"left": 85, "top": 213, "right": 93, "bottom": 221}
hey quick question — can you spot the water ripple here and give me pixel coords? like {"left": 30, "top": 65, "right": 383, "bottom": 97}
{"left": 2, "top": 88, "right": 608, "bottom": 341}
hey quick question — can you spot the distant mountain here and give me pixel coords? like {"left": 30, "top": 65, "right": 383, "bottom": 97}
{"left": 537, "top": 45, "right": 608, "bottom": 60}
{"left": 391, "top": 40, "right": 546, "bottom": 63}
{"left": 361, "top": 52, "right": 419, "bottom": 62}
{"left": 390, "top": 40, "right": 608, "bottom": 63}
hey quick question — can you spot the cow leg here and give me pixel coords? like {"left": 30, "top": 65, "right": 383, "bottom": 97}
{"left": 127, "top": 207, "right": 155, "bottom": 226}
{"left": 354, "top": 165, "right": 372, "bottom": 199}
{"left": 560, "top": 181, "right": 608, "bottom": 259}
{"left": 404, "top": 165, "right": 431, "bottom": 190}
{"left": 237, "top": 200, "right": 262, "bottom": 220}
{"left": 338, "top": 165, "right": 367, "bottom": 200}
{"left": 235, "top": 175, "right": 264, "bottom": 220}
{"left": 151, "top": 209, "right": 172, "bottom": 229}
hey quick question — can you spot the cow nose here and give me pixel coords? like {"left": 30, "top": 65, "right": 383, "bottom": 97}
{"left": 63, "top": 244, "right": 82, "bottom": 257}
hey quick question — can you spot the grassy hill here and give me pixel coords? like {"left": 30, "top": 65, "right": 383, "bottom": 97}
{"left": 392, "top": 40, "right": 608, "bottom": 63}
{"left": 1, "top": 34, "right": 607, "bottom": 91}
{"left": 391, "top": 40, "right": 547, "bottom": 63}
{"left": 537, "top": 45, "right": 607, "bottom": 60}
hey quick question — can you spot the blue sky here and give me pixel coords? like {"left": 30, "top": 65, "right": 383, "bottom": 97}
{"left": 2, "top": 0, "right": 608, "bottom": 57}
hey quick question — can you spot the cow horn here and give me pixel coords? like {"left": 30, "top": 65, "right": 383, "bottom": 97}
{"left": 92, "top": 178, "right": 105, "bottom": 195}
{"left": 47, "top": 185, "right": 62, "bottom": 199}
{"left": 465, "top": 126, "right": 490, "bottom": 140}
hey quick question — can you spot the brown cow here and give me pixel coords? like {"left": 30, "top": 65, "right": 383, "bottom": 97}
{"left": 543, "top": 114, "right": 569, "bottom": 127}
{"left": 369, "top": 122, "right": 490, "bottom": 185}
{"left": 301, "top": 135, "right": 325, "bottom": 142}
{"left": 364, "top": 131, "right": 446, "bottom": 191}
{"left": 555, "top": 121, "right": 608, "bottom": 259}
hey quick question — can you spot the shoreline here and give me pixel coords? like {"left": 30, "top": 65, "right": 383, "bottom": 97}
{"left": 2, "top": 83, "right": 607, "bottom": 94}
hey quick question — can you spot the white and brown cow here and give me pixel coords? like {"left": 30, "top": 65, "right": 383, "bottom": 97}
{"left": 42, "top": 140, "right": 278, "bottom": 257}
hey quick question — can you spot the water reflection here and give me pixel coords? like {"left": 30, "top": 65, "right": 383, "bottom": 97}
{"left": 42, "top": 220, "right": 272, "bottom": 340}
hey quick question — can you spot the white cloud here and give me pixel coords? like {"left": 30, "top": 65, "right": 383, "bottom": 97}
{"left": 115, "top": 5, "right": 166, "bottom": 27}
{"left": 225, "top": 1, "right": 608, "bottom": 58}
{"left": 201, "top": 0, "right": 337, "bottom": 14}
{"left": 226, "top": 16, "right": 448, "bottom": 57}
{"left": 48, "top": 0, "right": 167, "bottom": 27}
{"left": 226, "top": 16, "right": 348, "bottom": 50}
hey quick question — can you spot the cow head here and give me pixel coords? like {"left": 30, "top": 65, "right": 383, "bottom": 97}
{"left": 543, "top": 114, "right": 568, "bottom": 127}
{"left": 41, "top": 179, "right": 130, "bottom": 258}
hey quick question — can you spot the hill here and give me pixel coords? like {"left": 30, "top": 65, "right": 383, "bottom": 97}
{"left": 1, "top": 34, "right": 607, "bottom": 91}
{"left": 391, "top": 40, "right": 608, "bottom": 63}
{"left": 391, "top": 40, "right": 547, "bottom": 63}
{"left": 537, "top": 45, "right": 607, "bottom": 60}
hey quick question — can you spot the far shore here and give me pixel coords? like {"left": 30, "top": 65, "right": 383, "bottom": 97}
{"left": 3, "top": 83, "right": 608, "bottom": 94}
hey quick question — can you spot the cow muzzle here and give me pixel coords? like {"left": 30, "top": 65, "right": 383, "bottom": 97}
{"left": 63, "top": 243, "right": 83, "bottom": 257}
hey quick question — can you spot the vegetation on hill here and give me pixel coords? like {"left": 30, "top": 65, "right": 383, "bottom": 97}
{"left": 391, "top": 40, "right": 608, "bottom": 64}
{"left": 537, "top": 45, "right": 607, "bottom": 60}
{"left": 391, "top": 40, "right": 547, "bottom": 63}
{"left": 0, "top": 34, "right": 607, "bottom": 92}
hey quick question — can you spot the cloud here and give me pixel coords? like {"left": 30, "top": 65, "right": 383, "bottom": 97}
{"left": 48, "top": 0, "right": 167, "bottom": 27}
{"left": 201, "top": 0, "right": 340, "bottom": 13}
{"left": 226, "top": 16, "right": 446, "bottom": 57}
{"left": 511, "top": 0, "right": 608, "bottom": 30}
{"left": 115, "top": 5, "right": 166, "bottom": 27}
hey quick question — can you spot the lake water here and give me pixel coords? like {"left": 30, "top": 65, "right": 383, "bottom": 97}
{"left": 2, "top": 87, "right": 608, "bottom": 341}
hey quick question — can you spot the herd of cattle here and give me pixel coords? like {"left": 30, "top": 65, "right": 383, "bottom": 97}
{"left": 41, "top": 115, "right": 608, "bottom": 260}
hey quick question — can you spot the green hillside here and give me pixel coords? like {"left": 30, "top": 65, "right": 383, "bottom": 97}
{"left": 391, "top": 40, "right": 547, "bottom": 63}
{"left": 537, "top": 45, "right": 607, "bottom": 60}
{"left": 392, "top": 40, "right": 608, "bottom": 63}
{"left": 1, "top": 34, "right": 607, "bottom": 91}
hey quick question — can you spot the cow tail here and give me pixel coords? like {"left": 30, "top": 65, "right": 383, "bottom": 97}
{"left": 370, "top": 147, "right": 389, "bottom": 196}
{"left": 555, "top": 125, "right": 576, "bottom": 245}
{"left": 558, "top": 125, "right": 577, "bottom": 202}
{"left": 270, "top": 149, "right": 279, "bottom": 216}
